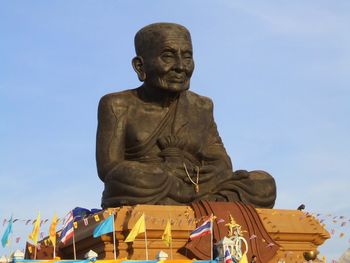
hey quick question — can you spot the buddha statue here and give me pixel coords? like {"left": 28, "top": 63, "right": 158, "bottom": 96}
{"left": 96, "top": 22, "right": 276, "bottom": 208}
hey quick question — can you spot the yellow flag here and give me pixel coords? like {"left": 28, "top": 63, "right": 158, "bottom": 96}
{"left": 125, "top": 213, "right": 145, "bottom": 242}
{"left": 239, "top": 253, "right": 248, "bottom": 263}
{"left": 28, "top": 212, "right": 40, "bottom": 245}
{"left": 162, "top": 219, "right": 172, "bottom": 247}
{"left": 49, "top": 213, "right": 58, "bottom": 245}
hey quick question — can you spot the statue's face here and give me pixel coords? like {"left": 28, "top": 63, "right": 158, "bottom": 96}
{"left": 143, "top": 30, "right": 194, "bottom": 93}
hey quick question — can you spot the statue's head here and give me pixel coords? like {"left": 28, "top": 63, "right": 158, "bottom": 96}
{"left": 132, "top": 23, "right": 195, "bottom": 93}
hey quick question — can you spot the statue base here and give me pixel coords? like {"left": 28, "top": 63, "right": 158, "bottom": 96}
{"left": 36, "top": 204, "right": 329, "bottom": 262}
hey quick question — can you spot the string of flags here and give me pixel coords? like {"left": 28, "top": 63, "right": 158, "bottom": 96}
{"left": 2, "top": 209, "right": 349, "bottom": 246}
{"left": 1, "top": 207, "right": 349, "bottom": 262}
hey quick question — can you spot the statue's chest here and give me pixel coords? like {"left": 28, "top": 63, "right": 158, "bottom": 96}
{"left": 124, "top": 104, "right": 207, "bottom": 151}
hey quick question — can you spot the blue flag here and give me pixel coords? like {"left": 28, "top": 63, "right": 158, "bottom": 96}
{"left": 1, "top": 217, "right": 13, "bottom": 248}
{"left": 93, "top": 215, "right": 114, "bottom": 238}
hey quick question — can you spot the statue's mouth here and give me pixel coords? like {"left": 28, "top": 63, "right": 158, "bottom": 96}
{"left": 169, "top": 78, "right": 186, "bottom": 83}
{"left": 168, "top": 74, "right": 187, "bottom": 83}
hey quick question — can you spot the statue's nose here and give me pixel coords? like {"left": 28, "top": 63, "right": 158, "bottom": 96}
{"left": 173, "top": 56, "right": 184, "bottom": 72}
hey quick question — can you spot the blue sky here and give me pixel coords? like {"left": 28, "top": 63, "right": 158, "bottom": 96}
{"left": 1, "top": 0, "right": 349, "bottom": 261}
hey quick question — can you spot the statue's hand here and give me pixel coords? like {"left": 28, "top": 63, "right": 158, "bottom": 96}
{"left": 158, "top": 135, "right": 185, "bottom": 149}
{"left": 159, "top": 147, "right": 184, "bottom": 162}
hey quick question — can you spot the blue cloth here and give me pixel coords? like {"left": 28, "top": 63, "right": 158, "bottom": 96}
{"left": 93, "top": 215, "right": 114, "bottom": 237}
{"left": 1, "top": 216, "right": 12, "bottom": 248}
{"left": 72, "top": 207, "right": 102, "bottom": 221}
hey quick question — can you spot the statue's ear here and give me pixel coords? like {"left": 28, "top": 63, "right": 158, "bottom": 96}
{"left": 132, "top": 56, "right": 146, "bottom": 81}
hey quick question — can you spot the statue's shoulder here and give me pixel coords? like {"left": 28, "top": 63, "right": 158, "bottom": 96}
{"left": 185, "top": 90, "right": 214, "bottom": 110}
{"left": 99, "top": 89, "right": 137, "bottom": 108}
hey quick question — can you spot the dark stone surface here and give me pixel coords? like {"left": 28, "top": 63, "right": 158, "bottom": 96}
{"left": 96, "top": 23, "right": 276, "bottom": 208}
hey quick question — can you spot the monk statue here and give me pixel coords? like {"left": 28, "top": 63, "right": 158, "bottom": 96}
{"left": 96, "top": 23, "right": 276, "bottom": 208}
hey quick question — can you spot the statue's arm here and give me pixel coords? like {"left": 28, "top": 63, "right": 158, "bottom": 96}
{"left": 201, "top": 99, "right": 233, "bottom": 169}
{"left": 96, "top": 94, "right": 127, "bottom": 182}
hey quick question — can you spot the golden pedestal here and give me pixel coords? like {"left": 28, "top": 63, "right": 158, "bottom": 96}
{"left": 257, "top": 209, "right": 330, "bottom": 262}
{"left": 59, "top": 205, "right": 329, "bottom": 262}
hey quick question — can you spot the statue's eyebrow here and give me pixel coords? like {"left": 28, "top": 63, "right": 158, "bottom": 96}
{"left": 161, "top": 47, "right": 193, "bottom": 55}
{"left": 161, "top": 47, "right": 177, "bottom": 53}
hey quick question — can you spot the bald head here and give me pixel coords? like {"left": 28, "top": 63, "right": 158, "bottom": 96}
{"left": 134, "top": 23, "right": 192, "bottom": 57}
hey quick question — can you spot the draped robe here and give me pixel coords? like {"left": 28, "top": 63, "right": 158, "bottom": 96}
{"left": 96, "top": 87, "right": 276, "bottom": 208}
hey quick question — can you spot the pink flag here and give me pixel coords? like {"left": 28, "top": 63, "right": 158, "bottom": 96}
{"left": 83, "top": 218, "right": 89, "bottom": 226}
{"left": 266, "top": 242, "right": 275, "bottom": 248}
{"left": 217, "top": 218, "right": 225, "bottom": 224}
{"left": 16, "top": 237, "right": 21, "bottom": 243}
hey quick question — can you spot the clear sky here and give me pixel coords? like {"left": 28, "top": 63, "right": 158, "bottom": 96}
{"left": 1, "top": 0, "right": 349, "bottom": 261}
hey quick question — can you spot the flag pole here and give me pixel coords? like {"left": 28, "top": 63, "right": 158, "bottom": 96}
{"left": 9, "top": 224, "right": 13, "bottom": 258}
{"left": 144, "top": 216, "right": 148, "bottom": 260}
{"left": 53, "top": 242, "right": 56, "bottom": 259}
{"left": 72, "top": 228, "right": 76, "bottom": 260}
{"left": 34, "top": 245, "right": 37, "bottom": 260}
{"left": 210, "top": 214, "right": 213, "bottom": 261}
{"left": 169, "top": 217, "right": 173, "bottom": 260}
{"left": 112, "top": 212, "right": 116, "bottom": 260}
{"left": 170, "top": 231, "right": 173, "bottom": 260}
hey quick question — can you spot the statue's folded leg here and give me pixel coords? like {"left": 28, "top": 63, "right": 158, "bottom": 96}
{"left": 101, "top": 162, "right": 172, "bottom": 208}
{"left": 101, "top": 161, "right": 198, "bottom": 208}
{"left": 214, "top": 170, "right": 276, "bottom": 208}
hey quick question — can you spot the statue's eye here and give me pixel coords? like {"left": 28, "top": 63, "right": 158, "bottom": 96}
{"left": 162, "top": 52, "right": 175, "bottom": 58}
{"left": 183, "top": 52, "right": 192, "bottom": 59}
